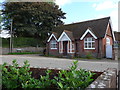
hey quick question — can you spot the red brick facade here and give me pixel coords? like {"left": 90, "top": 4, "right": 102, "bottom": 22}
{"left": 78, "top": 33, "right": 98, "bottom": 57}
{"left": 47, "top": 37, "right": 59, "bottom": 56}
{"left": 102, "top": 23, "right": 114, "bottom": 58}
{"left": 47, "top": 23, "right": 114, "bottom": 58}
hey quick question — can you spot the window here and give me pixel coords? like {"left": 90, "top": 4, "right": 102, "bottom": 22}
{"left": 72, "top": 44, "right": 74, "bottom": 50}
{"left": 114, "top": 41, "right": 118, "bottom": 48}
{"left": 106, "top": 38, "right": 110, "bottom": 45}
{"left": 50, "top": 40, "right": 57, "bottom": 49}
{"left": 84, "top": 38, "right": 95, "bottom": 49}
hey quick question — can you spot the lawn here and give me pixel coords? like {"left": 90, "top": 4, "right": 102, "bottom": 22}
{"left": 7, "top": 52, "right": 41, "bottom": 55}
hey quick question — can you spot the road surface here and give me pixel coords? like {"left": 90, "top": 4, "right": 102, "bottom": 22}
{"left": 1, "top": 55, "right": 118, "bottom": 72}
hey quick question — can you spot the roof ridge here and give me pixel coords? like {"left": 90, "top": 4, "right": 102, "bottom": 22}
{"left": 63, "top": 16, "right": 110, "bottom": 26}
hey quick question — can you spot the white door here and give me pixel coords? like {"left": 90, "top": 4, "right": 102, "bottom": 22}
{"left": 106, "top": 45, "right": 112, "bottom": 58}
{"left": 106, "top": 38, "right": 112, "bottom": 58}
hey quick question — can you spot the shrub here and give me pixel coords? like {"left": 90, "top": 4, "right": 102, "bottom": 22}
{"left": 2, "top": 60, "right": 95, "bottom": 89}
{"left": 22, "top": 70, "right": 53, "bottom": 88}
{"left": 2, "top": 37, "right": 43, "bottom": 48}
{"left": 53, "top": 61, "right": 95, "bottom": 89}
{"left": 2, "top": 60, "right": 32, "bottom": 88}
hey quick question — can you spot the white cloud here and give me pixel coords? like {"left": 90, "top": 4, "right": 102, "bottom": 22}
{"left": 92, "top": 0, "right": 118, "bottom": 31}
{"left": 93, "top": 1, "right": 117, "bottom": 11}
{"left": 55, "top": 0, "right": 72, "bottom": 6}
{"left": 55, "top": 0, "right": 100, "bottom": 6}
{"left": 92, "top": 3, "right": 97, "bottom": 8}
{"left": 109, "top": 10, "right": 118, "bottom": 31}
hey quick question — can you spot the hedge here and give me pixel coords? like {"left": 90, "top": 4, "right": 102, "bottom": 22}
{"left": 2, "top": 37, "right": 43, "bottom": 47}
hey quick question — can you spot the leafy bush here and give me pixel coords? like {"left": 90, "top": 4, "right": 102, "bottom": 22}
{"left": 2, "top": 37, "right": 43, "bottom": 48}
{"left": 2, "top": 60, "right": 95, "bottom": 89}
{"left": 22, "top": 70, "right": 53, "bottom": 88}
{"left": 13, "top": 37, "right": 41, "bottom": 47}
{"left": 53, "top": 61, "right": 95, "bottom": 89}
{"left": 2, "top": 60, "right": 32, "bottom": 88}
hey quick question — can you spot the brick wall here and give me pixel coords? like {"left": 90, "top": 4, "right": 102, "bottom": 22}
{"left": 47, "top": 37, "right": 59, "bottom": 56}
{"left": 101, "top": 23, "right": 114, "bottom": 58}
{"left": 2, "top": 47, "right": 44, "bottom": 54}
{"left": 79, "top": 33, "right": 99, "bottom": 58}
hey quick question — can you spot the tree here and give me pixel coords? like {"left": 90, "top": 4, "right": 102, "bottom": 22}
{"left": 0, "top": 15, "right": 2, "bottom": 29}
{"left": 0, "top": 10, "right": 3, "bottom": 30}
{"left": 1, "top": 2, "right": 66, "bottom": 41}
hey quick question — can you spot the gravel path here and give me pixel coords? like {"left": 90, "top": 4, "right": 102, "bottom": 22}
{"left": 1, "top": 55, "right": 118, "bottom": 72}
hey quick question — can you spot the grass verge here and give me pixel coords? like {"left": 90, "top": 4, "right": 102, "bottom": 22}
{"left": 7, "top": 52, "right": 41, "bottom": 55}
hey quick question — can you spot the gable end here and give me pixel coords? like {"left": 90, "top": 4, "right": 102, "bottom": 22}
{"left": 58, "top": 31, "right": 71, "bottom": 42}
{"left": 104, "top": 21, "right": 115, "bottom": 41}
{"left": 80, "top": 29, "right": 97, "bottom": 40}
{"left": 47, "top": 34, "right": 57, "bottom": 42}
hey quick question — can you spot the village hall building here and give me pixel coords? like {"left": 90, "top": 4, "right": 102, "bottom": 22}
{"left": 46, "top": 17, "right": 115, "bottom": 59}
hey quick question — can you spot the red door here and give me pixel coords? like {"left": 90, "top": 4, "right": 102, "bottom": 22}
{"left": 63, "top": 41, "right": 67, "bottom": 55}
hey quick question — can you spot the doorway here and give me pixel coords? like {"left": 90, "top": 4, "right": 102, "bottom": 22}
{"left": 106, "top": 37, "right": 112, "bottom": 58}
{"left": 63, "top": 41, "right": 68, "bottom": 56}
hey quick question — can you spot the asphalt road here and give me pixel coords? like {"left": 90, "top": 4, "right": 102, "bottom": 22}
{"left": 1, "top": 55, "right": 118, "bottom": 72}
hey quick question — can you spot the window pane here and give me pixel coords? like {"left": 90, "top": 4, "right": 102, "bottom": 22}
{"left": 85, "top": 38, "right": 87, "bottom": 41}
{"left": 55, "top": 44, "right": 57, "bottom": 48}
{"left": 92, "top": 42, "right": 95, "bottom": 48}
{"left": 88, "top": 43, "right": 91, "bottom": 48}
{"left": 72, "top": 44, "right": 74, "bottom": 49}
{"left": 51, "top": 44, "right": 53, "bottom": 48}
{"left": 85, "top": 43, "right": 87, "bottom": 48}
{"left": 51, "top": 40, "right": 57, "bottom": 49}
{"left": 84, "top": 37, "right": 95, "bottom": 49}
{"left": 53, "top": 44, "right": 55, "bottom": 48}
{"left": 88, "top": 38, "right": 91, "bottom": 41}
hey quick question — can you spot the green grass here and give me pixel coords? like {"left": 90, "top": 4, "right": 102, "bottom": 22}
{"left": 7, "top": 52, "right": 41, "bottom": 55}
{"left": 73, "top": 56, "right": 101, "bottom": 60}
{"left": 2, "top": 37, "right": 44, "bottom": 48}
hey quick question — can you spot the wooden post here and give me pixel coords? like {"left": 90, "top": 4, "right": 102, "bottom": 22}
{"left": 9, "top": 19, "right": 13, "bottom": 53}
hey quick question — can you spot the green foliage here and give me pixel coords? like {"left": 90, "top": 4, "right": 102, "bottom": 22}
{"left": 2, "top": 60, "right": 95, "bottom": 89}
{"left": 2, "top": 37, "right": 43, "bottom": 47}
{"left": 8, "top": 52, "right": 41, "bottom": 55}
{"left": 2, "top": 60, "right": 32, "bottom": 88}
{"left": 2, "top": 38, "right": 9, "bottom": 47}
{"left": 0, "top": 15, "right": 3, "bottom": 29}
{"left": 1, "top": 2, "right": 66, "bottom": 41}
{"left": 86, "top": 53, "right": 94, "bottom": 59}
{"left": 13, "top": 37, "right": 42, "bottom": 47}
{"left": 22, "top": 70, "right": 53, "bottom": 88}
{"left": 53, "top": 61, "right": 95, "bottom": 89}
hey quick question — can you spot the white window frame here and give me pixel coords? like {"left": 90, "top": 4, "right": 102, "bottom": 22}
{"left": 84, "top": 37, "right": 95, "bottom": 49}
{"left": 59, "top": 41, "right": 63, "bottom": 53}
{"left": 50, "top": 40, "right": 57, "bottom": 49}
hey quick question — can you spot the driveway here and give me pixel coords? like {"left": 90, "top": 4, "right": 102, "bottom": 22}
{"left": 1, "top": 55, "right": 118, "bottom": 72}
